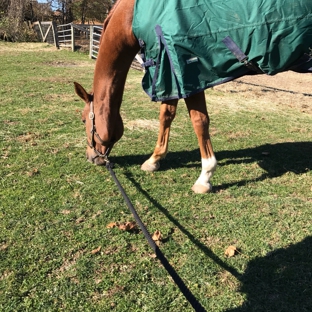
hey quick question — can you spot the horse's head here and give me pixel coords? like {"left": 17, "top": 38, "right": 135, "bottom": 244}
{"left": 74, "top": 82, "right": 123, "bottom": 165}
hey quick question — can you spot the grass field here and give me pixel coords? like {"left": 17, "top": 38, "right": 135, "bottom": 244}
{"left": 1, "top": 42, "right": 311, "bottom": 312}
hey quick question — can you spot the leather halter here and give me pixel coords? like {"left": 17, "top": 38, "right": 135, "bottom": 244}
{"left": 88, "top": 101, "right": 113, "bottom": 161}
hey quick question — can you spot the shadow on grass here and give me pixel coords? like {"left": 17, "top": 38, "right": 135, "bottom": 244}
{"left": 123, "top": 170, "right": 312, "bottom": 311}
{"left": 123, "top": 169, "right": 312, "bottom": 311}
{"left": 226, "top": 236, "right": 312, "bottom": 312}
{"left": 214, "top": 141, "right": 312, "bottom": 191}
{"left": 109, "top": 143, "right": 311, "bottom": 311}
{"left": 216, "top": 141, "right": 312, "bottom": 176}
{"left": 124, "top": 171, "right": 242, "bottom": 281}
{"left": 112, "top": 141, "right": 311, "bottom": 191}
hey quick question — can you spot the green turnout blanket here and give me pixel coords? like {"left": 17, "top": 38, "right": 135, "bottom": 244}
{"left": 132, "top": 0, "right": 312, "bottom": 102}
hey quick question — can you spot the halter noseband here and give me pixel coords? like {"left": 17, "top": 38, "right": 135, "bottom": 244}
{"left": 88, "top": 101, "right": 113, "bottom": 161}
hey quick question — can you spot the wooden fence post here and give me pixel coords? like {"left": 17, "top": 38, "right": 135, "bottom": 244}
{"left": 51, "top": 21, "right": 59, "bottom": 49}
{"left": 71, "top": 23, "right": 75, "bottom": 52}
{"left": 37, "top": 21, "right": 44, "bottom": 41}
{"left": 89, "top": 26, "right": 94, "bottom": 59}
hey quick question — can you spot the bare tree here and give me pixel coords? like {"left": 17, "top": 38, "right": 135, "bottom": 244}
{"left": 0, "top": 0, "right": 10, "bottom": 17}
{"left": 25, "top": 0, "right": 52, "bottom": 22}
{"left": 56, "top": 0, "right": 74, "bottom": 23}
{"left": 71, "top": 0, "right": 114, "bottom": 24}
{"left": 7, "top": 0, "right": 26, "bottom": 29}
{"left": 0, "top": 0, "right": 27, "bottom": 40}
{"left": 0, "top": 0, "right": 115, "bottom": 41}
{"left": 0, "top": 0, "right": 39, "bottom": 41}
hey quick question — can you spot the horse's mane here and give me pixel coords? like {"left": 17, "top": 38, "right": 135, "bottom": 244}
{"left": 102, "top": 0, "right": 123, "bottom": 31}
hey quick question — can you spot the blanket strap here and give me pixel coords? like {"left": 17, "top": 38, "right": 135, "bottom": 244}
{"left": 138, "top": 39, "right": 156, "bottom": 68}
{"left": 151, "top": 25, "right": 182, "bottom": 101}
{"left": 138, "top": 27, "right": 183, "bottom": 101}
{"left": 222, "top": 36, "right": 263, "bottom": 74}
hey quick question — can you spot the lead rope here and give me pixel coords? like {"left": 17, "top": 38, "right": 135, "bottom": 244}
{"left": 105, "top": 160, "right": 206, "bottom": 312}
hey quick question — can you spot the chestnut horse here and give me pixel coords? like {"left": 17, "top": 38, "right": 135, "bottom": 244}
{"left": 74, "top": 0, "right": 216, "bottom": 193}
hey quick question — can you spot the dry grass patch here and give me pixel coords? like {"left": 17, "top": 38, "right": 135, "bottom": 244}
{"left": 124, "top": 119, "right": 159, "bottom": 131}
{"left": 218, "top": 270, "right": 241, "bottom": 291}
{"left": 212, "top": 71, "right": 312, "bottom": 114}
{"left": 45, "top": 60, "right": 94, "bottom": 68}
{"left": 50, "top": 249, "right": 85, "bottom": 280}
{"left": 0, "top": 42, "right": 57, "bottom": 53}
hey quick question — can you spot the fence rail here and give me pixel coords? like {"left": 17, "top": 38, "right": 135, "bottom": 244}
{"left": 89, "top": 26, "right": 102, "bottom": 59}
{"left": 32, "top": 21, "right": 144, "bottom": 71}
{"left": 33, "top": 21, "right": 59, "bottom": 47}
{"left": 56, "top": 23, "right": 72, "bottom": 49}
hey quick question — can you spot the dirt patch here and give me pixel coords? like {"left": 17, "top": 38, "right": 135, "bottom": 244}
{"left": 213, "top": 71, "right": 312, "bottom": 114}
{"left": 45, "top": 60, "right": 93, "bottom": 68}
{"left": 124, "top": 119, "right": 159, "bottom": 131}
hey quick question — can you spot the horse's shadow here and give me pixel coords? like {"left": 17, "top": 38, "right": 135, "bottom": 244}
{"left": 216, "top": 141, "right": 312, "bottom": 176}
{"left": 112, "top": 141, "right": 312, "bottom": 190}
{"left": 112, "top": 142, "right": 311, "bottom": 311}
{"left": 123, "top": 167, "right": 312, "bottom": 312}
{"left": 226, "top": 236, "right": 312, "bottom": 312}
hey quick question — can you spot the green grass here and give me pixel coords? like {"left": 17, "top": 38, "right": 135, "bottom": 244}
{"left": 1, "top": 42, "right": 311, "bottom": 311}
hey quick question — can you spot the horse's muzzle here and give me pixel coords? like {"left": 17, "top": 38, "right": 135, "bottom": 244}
{"left": 86, "top": 150, "right": 106, "bottom": 166}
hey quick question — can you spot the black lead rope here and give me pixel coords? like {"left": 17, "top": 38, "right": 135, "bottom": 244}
{"left": 105, "top": 161, "right": 207, "bottom": 312}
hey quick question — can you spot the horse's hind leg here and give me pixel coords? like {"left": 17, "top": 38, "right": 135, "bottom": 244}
{"left": 141, "top": 99, "right": 178, "bottom": 172}
{"left": 185, "top": 91, "right": 217, "bottom": 193}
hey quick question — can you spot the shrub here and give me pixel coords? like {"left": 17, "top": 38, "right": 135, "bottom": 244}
{"left": 0, "top": 17, "right": 37, "bottom": 42}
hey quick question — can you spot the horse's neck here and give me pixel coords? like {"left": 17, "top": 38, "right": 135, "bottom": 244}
{"left": 91, "top": 0, "right": 138, "bottom": 143}
{"left": 93, "top": 0, "right": 138, "bottom": 108}
{"left": 93, "top": 57, "right": 136, "bottom": 111}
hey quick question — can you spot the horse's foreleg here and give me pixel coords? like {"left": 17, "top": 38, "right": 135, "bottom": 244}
{"left": 185, "top": 91, "right": 217, "bottom": 194}
{"left": 141, "top": 99, "right": 178, "bottom": 172}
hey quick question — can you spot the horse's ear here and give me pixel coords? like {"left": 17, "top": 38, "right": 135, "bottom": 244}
{"left": 74, "top": 82, "right": 91, "bottom": 103}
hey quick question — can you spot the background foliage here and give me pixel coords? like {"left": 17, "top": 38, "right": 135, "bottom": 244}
{"left": 0, "top": 0, "right": 114, "bottom": 41}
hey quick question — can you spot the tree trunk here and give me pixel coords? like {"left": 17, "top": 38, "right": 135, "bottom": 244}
{"left": 6, "top": 0, "right": 27, "bottom": 40}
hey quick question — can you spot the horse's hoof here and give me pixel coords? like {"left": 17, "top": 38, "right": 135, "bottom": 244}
{"left": 141, "top": 160, "right": 160, "bottom": 172}
{"left": 191, "top": 183, "right": 212, "bottom": 194}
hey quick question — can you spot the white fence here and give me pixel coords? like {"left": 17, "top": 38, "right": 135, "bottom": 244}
{"left": 33, "top": 21, "right": 144, "bottom": 70}
{"left": 56, "top": 23, "right": 92, "bottom": 52}
{"left": 55, "top": 23, "right": 101, "bottom": 59}
{"left": 89, "top": 26, "right": 103, "bottom": 59}
{"left": 89, "top": 25, "right": 144, "bottom": 71}
{"left": 56, "top": 23, "right": 73, "bottom": 49}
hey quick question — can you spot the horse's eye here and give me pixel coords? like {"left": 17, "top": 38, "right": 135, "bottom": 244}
{"left": 82, "top": 119, "right": 86, "bottom": 124}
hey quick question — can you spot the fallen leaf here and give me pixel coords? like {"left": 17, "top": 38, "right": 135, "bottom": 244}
{"left": 152, "top": 230, "right": 162, "bottom": 241}
{"left": 152, "top": 230, "right": 163, "bottom": 246}
{"left": 225, "top": 245, "right": 238, "bottom": 257}
{"left": 107, "top": 221, "right": 137, "bottom": 231}
{"left": 118, "top": 221, "right": 137, "bottom": 231}
{"left": 91, "top": 246, "right": 101, "bottom": 255}
{"left": 107, "top": 222, "right": 118, "bottom": 229}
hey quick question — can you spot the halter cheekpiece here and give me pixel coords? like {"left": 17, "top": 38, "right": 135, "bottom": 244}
{"left": 88, "top": 101, "right": 112, "bottom": 161}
